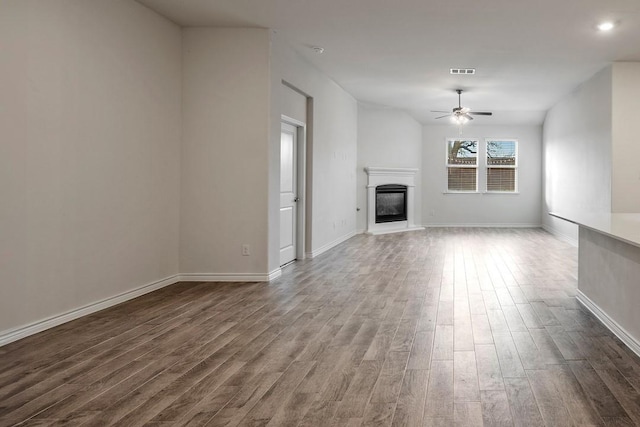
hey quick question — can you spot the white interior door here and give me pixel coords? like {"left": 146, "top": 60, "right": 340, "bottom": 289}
{"left": 280, "top": 122, "right": 297, "bottom": 266}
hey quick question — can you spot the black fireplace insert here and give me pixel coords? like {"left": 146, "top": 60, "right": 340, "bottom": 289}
{"left": 375, "top": 184, "right": 407, "bottom": 223}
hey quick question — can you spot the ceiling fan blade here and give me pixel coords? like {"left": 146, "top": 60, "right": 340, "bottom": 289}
{"left": 436, "top": 90, "right": 493, "bottom": 121}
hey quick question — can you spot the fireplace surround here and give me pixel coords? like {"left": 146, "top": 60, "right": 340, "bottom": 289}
{"left": 364, "top": 167, "right": 424, "bottom": 235}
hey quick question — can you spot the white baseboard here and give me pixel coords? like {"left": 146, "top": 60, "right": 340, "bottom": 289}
{"left": 0, "top": 274, "right": 179, "bottom": 347}
{"left": 179, "top": 270, "right": 281, "bottom": 282}
{"left": 542, "top": 223, "right": 578, "bottom": 247}
{"left": 422, "top": 223, "right": 542, "bottom": 228}
{"left": 268, "top": 268, "right": 282, "bottom": 281}
{"left": 577, "top": 290, "right": 640, "bottom": 358}
{"left": 0, "top": 267, "right": 286, "bottom": 348}
{"left": 307, "top": 230, "right": 357, "bottom": 258}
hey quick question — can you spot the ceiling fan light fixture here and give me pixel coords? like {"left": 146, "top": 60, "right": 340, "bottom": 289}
{"left": 597, "top": 21, "right": 615, "bottom": 32}
{"left": 451, "top": 114, "right": 468, "bottom": 125}
{"left": 432, "top": 89, "right": 492, "bottom": 125}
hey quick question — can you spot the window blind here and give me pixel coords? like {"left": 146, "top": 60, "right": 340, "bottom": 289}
{"left": 487, "top": 168, "right": 516, "bottom": 192}
{"left": 448, "top": 167, "right": 477, "bottom": 191}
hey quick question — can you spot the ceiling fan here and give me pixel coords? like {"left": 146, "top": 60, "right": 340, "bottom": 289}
{"left": 432, "top": 89, "right": 493, "bottom": 124}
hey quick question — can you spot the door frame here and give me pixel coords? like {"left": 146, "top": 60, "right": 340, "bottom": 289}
{"left": 281, "top": 115, "right": 307, "bottom": 262}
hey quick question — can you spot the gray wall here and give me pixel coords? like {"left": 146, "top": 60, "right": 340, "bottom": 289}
{"left": 269, "top": 33, "right": 358, "bottom": 264}
{"left": 542, "top": 66, "right": 612, "bottom": 242}
{"left": 356, "top": 105, "right": 423, "bottom": 232}
{"left": 281, "top": 84, "right": 307, "bottom": 125}
{"left": 422, "top": 125, "right": 542, "bottom": 226}
{"left": 180, "top": 28, "right": 271, "bottom": 276}
{"left": 579, "top": 227, "right": 640, "bottom": 349}
{"left": 0, "top": 0, "right": 182, "bottom": 334}
{"left": 612, "top": 62, "right": 640, "bottom": 212}
{"left": 180, "top": 29, "right": 359, "bottom": 277}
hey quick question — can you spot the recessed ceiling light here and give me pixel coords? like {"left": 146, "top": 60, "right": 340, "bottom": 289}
{"left": 310, "top": 46, "right": 325, "bottom": 54}
{"left": 597, "top": 21, "right": 615, "bottom": 32}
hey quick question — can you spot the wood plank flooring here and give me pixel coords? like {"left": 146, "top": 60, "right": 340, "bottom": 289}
{"left": 2, "top": 228, "right": 640, "bottom": 426}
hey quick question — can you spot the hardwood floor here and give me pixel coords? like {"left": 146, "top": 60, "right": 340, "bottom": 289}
{"left": 2, "top": 228, "right": 640, "bottom": 426}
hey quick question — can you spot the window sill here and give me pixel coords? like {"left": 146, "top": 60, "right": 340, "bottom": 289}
{"left": 483, "top": 191, "right": 520, "bottom": 195}
{"left": 442, "top": 191, "right": 481, "bottom": 194}
{"left": 442, "top": 191, "right": 520, "bottom": 195}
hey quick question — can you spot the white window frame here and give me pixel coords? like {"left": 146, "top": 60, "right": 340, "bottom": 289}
{"left": 445, "top": 138, "right": 479, "bottom": 193}
{"left": 485, "top": 139, "right": 518, "bottom": 193}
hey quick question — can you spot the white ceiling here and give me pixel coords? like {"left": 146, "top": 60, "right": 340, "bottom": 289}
{"left": 137, "top": 0, "right": 640, "bottom": 125}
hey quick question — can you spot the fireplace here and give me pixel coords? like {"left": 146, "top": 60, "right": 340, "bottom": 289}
{"left": 364, "top": 167, "right": 424, "bottom": 235}
{"left": 375, "top": 184, "right": 407, "bottom": 223}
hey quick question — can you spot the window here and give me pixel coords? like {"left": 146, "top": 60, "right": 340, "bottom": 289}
{"left": 446, "top": 139, "right": 478, "bottom": 192}
{"left": 486, "top": 139, "right": 517, "bottom": 192}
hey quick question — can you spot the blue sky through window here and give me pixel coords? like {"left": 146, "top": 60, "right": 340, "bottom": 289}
{"left": 487, "top": 140, "right": 516, "bottom": 159}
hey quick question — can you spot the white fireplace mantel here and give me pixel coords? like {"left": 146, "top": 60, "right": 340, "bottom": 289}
{"left": 364, "top": 167, "right": 424, "bottom": 235}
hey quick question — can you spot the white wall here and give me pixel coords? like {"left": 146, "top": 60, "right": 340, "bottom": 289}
{"left": 281, "top": 84, "right": 307, "bottom": 125}
{"left": 422, "top": 125, "right": 542, "bottom": 226}
{"left": 181, "top": 28, "right": 271, "bottom": 277}
{"left": 612, "top": 62, "right": 640, "bottom": 213}
{"left": 542, "top": 66, "right": 612, "bottom": 242}
{"left": 269, "top": 33, "right": 358, "bottom": 266}
{"left": 356, "top": 105, "right": 422, "bottom": 231}
{"left": 0, "top": 0, "right": 182, "bottom": 335}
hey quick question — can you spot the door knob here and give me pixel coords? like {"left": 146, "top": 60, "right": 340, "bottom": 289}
{"left": 294, "top": 197, "right": 299, "bottom": 202}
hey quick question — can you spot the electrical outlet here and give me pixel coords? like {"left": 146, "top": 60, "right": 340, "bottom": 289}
{"left": 242, "top": 244, "right": 250, "bottom": 256}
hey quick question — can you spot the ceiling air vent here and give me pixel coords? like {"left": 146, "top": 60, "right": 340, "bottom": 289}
{"left": 450, "top": 68, "right": 476, "bottom": 75}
